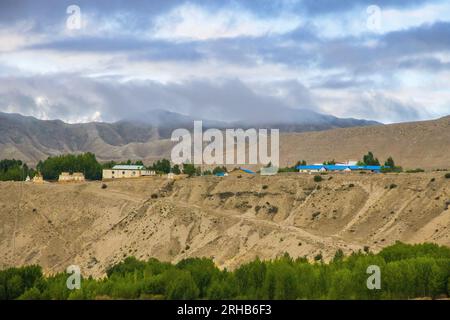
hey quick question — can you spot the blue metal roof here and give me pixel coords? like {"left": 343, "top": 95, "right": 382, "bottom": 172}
{"left": 215, "top": 172, "right": 226, "bottom": 176}
{"left": 296, "top": 165, "right": 384, "bottom": 171}
{"left": 297, "top": 165, "right": 327, "bottom": 170}
{"left": 239, "top": 167, "right": 256, "bottom": 174}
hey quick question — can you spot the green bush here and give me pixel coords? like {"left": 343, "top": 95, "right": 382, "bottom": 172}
{"left": 313, "top": 175, "right": 323, "bottom": 182}
{"left": 445, "top": 173, "right": 450, "bottom": 179}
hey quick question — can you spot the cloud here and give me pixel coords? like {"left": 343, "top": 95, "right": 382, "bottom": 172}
{"left": 1, "top": 75, "right": 444, "bottom": 125}
{"left": 297, "top": 0, "right": 436, "bottom": 15}
{"left": 352, "top": 91, "right": 426, "bottom": 123}
{"left": 0, "top": 75, "right": 326, "bottom": 124}
{"left": 0, "top": 0, "right": 449, "bottom": 124}
{"left": 152, "top": 3, "right": 301, "bottom": 40}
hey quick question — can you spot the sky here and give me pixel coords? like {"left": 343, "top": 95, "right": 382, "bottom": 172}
{"left": 0, "top": 0, "right": 449, "bottom": 124}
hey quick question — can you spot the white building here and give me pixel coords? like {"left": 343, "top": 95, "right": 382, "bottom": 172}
{"left": 261, "top": 166, "right": 279, "bottom": 176}
{"left": 102, "top": 165, "right": 155, "bottom": 180}
{"left": 59, "top": 172, "right": 85, "bottom": 182}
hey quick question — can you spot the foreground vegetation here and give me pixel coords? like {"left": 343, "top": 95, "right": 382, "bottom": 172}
{"left": 1, "top": 242, "right": 449, "bottom": 300}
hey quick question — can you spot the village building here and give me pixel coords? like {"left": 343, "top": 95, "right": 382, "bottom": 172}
{"left": 229, "top": 167, "right": 256, "bottom": 177}
{"left": 297, "top": 164, "right": 384, "bottom": 173}
{"left": 102, "top": 165, "right": 156, "bottom": 180}
{"left": 58, "top": 172, "right": 85, "bottom": 182}
{"left": 260, "top": 166, "right": 279, "bottom": 176}
{"left": 32, "top": 173, "right": 44, "bottom": 184}
{"left": 214, "top": 172, "right": 228, "bottom": 177}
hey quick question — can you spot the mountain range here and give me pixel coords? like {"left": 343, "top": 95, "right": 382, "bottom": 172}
{"left": 0, "top": 109, "right": 380, "bottom": 164}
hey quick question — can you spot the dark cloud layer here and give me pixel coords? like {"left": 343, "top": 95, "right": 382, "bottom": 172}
{"left": 0, "top": 75, "right": 425, "bottom": 124}
{"left": 0, "top": 0, "right": 449, "bottom": 123}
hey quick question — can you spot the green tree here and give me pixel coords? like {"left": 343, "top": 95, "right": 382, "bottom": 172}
{"left": 152, "top": 159, "right": 171, "bottom": 174}
{"left": 172, "top": 164, "right": 181, "bottom": 175}
{"left": 333, "top": 249, "right": 345, "bottom": 263}
{"left": 327, "top": 269, "right": 354, "bottom": 299}
{"left": 183, "top": 163, "right": 196, "bottom": 176}
{"left": 362, "top": 151, "right": 380, "bottom": 166}
{"left": 0, "top": 159, "right": 33, "bottom": 181}
{"left": 164, "top": 270, "right": 199, "bottom": 300}
{"left": 18, "top": 287, "right": 42, "bottom": 300}
{"left": 37, "top": 153, "right": 102, "bottom": 180}
{"left": 177, "top": 258, "right": 220, "bottom": 298}
{"left": 384, "top": 156, "right": 395, "bottom": 168}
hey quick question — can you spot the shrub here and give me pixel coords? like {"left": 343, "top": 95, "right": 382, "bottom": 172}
{"left": 313, "top": 175, "right": 323, "bottom": 182}
{"left": 101, "top": 183, "right": 107, "bottom": 189}
{"left": 268, "top": 205, "right": 278, "bottom": 214}
{"left": 445, "top": 173, "right": 450, "bottom": 179}
{"left": 389, "top": 184, "right": 398, "bottom": 189}
{"left": 406, "top": 168, "right": 425, "bottom": 173}
{"left": 311, "top": 212, "right": 321, "bottom": 220}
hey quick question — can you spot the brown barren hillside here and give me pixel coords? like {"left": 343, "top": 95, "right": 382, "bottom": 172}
{"left": 280, "top": 116, "right": 450, "bottom": 169}
{"left": 0, "top": 172, "right": 448, "bottom": 277}
{"left": 1, "top": 113, "right": 449, "bottom": 170}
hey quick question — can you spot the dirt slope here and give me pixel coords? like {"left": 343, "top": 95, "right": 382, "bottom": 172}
{"left": 0, "top": 173, "right": 449, "bottom": 277}
{"left": 280, "top": 115, "right": 450, "bottom": 169}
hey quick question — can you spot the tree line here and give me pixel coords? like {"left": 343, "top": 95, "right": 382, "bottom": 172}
{"left": 37, "top": 153, "right": 103, "bottom": 180}
{"left": 358, "top": 152, "right": 403, "bottom": 172}
{"left": 0, "top": 159, "right": 36, "bottom": 181}
{"left": 1, "top": 242, "right": 449, "bottom": 300}
{"left": 0, "top": 155, "right": 231, "bottom": 181}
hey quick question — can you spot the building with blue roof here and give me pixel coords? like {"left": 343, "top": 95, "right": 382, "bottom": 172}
{"left": 229, "top": 167, "right": 256, "bottom": 177}
{"left": 214, "top": 172, "right": 228, "bottom": 177}
{"left": 239, "top": 167, "right": 256, "bottom": 174}
{"left": 296, "top": 165, "right": 386, "bottom": 173}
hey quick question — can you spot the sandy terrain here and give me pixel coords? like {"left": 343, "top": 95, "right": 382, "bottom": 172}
{"left": 0, "top": 172, "right": 449, "bottom": 277}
